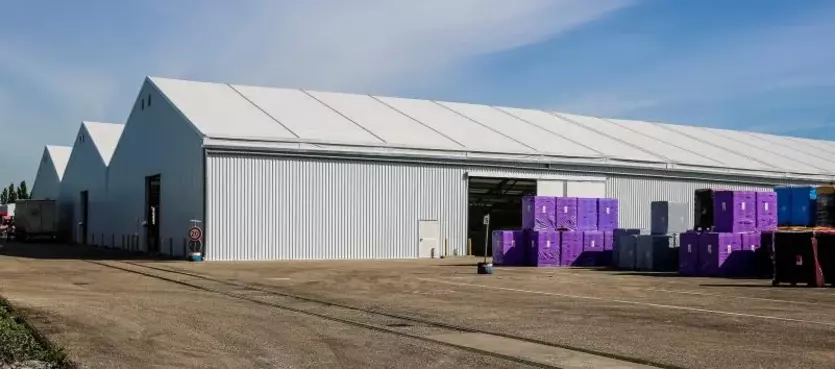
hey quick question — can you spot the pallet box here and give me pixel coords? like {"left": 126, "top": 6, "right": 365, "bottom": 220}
{"left": 527, "top": 231, "right": 560, "bottom": 267}
{"left": 713, "top": 191, "right": 756, "bottom": 233}
{"left": 522, "top": 196, "right": 556, "bottom": 231}
{"left": 651, "top": 201, "right": 689, "bottom": 235}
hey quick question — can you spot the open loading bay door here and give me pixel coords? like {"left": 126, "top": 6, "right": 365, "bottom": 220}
{"left": 468, "top": 176, "right": 537, "bottom": 256}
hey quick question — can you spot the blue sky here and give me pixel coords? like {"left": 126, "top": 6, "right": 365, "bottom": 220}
{"left": 1, "top": 0, "right": 834, "bottom": 186}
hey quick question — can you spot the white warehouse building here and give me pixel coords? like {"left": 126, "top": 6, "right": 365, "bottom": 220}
{"left": 93, "top": 76, "right": 835, "bottom": 261}
{"left": 31, "top": 145, "right": 73, "bottom": 201}
{"left": 58, "top": 121, "right": 124, "bottom": 244}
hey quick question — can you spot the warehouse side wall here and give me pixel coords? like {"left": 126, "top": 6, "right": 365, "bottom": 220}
{"left": 58, "top": 125, "right": 107, "bottom": 244}
{"left": 607, "top": 176, "right": 771, "bottom": 233}
{"left": 103, "top": 81, "right": 205, "bottom": 255}
{"left": 30, "top": 150, "right": 62, "bottom": 201}
{"left": 205, "top": 153, "right": 781, "bottom": 262}
{"left": 205, "top": 154, "right": 467, "bottom": 261}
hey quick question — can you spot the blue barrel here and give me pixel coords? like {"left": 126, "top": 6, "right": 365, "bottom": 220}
{"left": 790, "top": 186, "right": 817, "bottom": 227}
{"left": 775, "top": 187, "right": 792, "bottom": 226}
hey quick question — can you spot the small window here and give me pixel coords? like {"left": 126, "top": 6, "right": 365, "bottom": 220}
{"left": 78, "top": 133, "right": 84, "bottom": 143}
{"left": 141, "top": 99, "right": 145, "bottom": 110}
{"left": 148, "top": 94, "right": 152, "bottom": 106}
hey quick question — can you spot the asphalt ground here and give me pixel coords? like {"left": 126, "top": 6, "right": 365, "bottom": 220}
{"left": 1, "top": 242, "right": 834, "bottom": 369}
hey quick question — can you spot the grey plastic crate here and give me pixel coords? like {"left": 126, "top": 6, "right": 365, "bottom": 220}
{"left": 611, "top": 228, "right": 640, "bottom": 268}
{"left": 636, "top": 235, "right": 679, "bottom": 272}
{"left": 651, "top": 201, "right": 690, "bottom": 235}
{"left": 616, "top": 234, "right": 638, "bottom": 270}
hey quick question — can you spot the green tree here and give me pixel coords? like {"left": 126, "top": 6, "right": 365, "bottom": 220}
{"left": 16, "top": 181, "right": 28, "bottom": 200}
{"left": 7, "top": 183, "right": 16, "bottom": 204}
{"left": 0, "top": 188, "right": 7, "bottom": 205}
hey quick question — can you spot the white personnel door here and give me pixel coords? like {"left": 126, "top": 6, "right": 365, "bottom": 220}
{"left": 418, "top": 220, "right": 440, "bottom": 258}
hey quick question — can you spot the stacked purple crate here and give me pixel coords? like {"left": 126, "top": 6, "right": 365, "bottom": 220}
{"left": 602, "top": 230, "right": 615, "bottom": 266}
{"left": 555, "top": 197, "right": 579, "bottom": 230}
{"left": 755, "top": 192, "right": 778, "bottom": 231}
{"left": 713, "top": 191, "right": 756, "bottom": 233}
{"left": 698, "top": 232, "right": 743, "bottom": 277}
{"left": 522, "top": 196, "right": 556, "bottom": 231}
{"left": 560, "top": 231, "right": 583, "bottom": 266}
{"left": 492, "top": 230, "right": 525, "bottom": 266}
{"left": 576, "top": 198, "right": 598, "bottom": 231}
{"left": 597, "top": 198, "right": 619, "bottom": 231}
{"left": 679, "top": 232, "right": 700, "bottom": 276}
{"left": 577, "top": 231, "right": 604, "bottom": 266}
{"left": 741, "top": 231, "right": 769, "bottom": 277}
{"left": 528, "top": 231, "right": 560, "bottom": 267}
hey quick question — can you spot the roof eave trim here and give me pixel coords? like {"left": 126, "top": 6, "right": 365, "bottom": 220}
{"left": 202, "top": 137, "right": 828, "bottom": 182}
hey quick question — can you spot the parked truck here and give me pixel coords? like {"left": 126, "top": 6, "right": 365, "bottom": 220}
{"left": 13, "top": 199, "right": 58, "bottom": 242}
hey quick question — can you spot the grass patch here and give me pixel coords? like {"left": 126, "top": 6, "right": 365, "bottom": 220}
{"left": 0, "top": 297, "right": 73, "bottom": 368}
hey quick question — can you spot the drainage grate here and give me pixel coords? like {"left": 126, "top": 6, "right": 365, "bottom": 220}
{"left": 386, "top": 323, "right": 412, "bottom": 328}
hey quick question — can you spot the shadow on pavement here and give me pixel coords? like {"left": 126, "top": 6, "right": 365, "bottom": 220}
{"left": 609, "top": 271, "right": 681, "bottom": 277}
{"left": 0, "top": 240, "right": 172, "bottom": 261}
{"left": 699, "top": 283, "right": 781, "bottom": 288}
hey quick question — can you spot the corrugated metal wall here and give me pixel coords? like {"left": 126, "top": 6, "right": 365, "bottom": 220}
{"left": 206, "top": 153, "right": 783, "bottom": 261}
{"left": 606, "top": 176, "right": 771, "bottom": 233}
{"left": 206, "top": 154, "right": 468, "bottom": 261}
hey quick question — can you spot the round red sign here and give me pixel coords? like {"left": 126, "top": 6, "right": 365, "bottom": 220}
{"left": 188, "top": 226, "right": 203, "bottom": 242}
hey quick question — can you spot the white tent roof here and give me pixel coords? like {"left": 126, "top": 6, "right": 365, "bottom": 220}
{"left": 149, "top": 77, "right": 835, "bottom": 180}
{"left": 45, "top": 145, "right": 73, "bottom": 180}
{"left": 82, "top": 121, "right": 124, "bottom": 166}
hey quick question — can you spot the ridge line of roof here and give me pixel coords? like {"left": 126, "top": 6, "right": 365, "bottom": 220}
{"left": 300, "top": 89, "right": 388, "bottom": 144}
{"left": 368, "top": 95, "right": 467, "bottom": 149}
{"left": 549, "top": 112, "right": 670, "bottom": 163}
{"left": 433, "top": 100, "right": 539, "bottom": 153}
{"left": 494, "top": 106, "right": 605, "bottom": 158}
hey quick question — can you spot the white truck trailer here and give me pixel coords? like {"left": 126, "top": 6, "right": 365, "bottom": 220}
{"left": 14, "top": 199, "right": 58, "bottom": 242}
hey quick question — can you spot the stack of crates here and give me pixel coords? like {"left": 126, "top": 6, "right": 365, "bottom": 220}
{"left": 634, "top": 201, "right": 686, "bottom": 272}
{"left": 775, "top": 186, "right": 817, "bottom": 227}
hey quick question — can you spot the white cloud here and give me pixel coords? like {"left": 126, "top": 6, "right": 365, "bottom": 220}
{"left": 153, "top": 0, "right": 634, "bottom": 93}
{"left": 0, "top": 0, "right": 635, "bottom": 185}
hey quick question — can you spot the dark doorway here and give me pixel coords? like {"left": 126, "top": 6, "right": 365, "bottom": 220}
{"left": 79, "top": 190, "right": 89, "bottom": 245}
{"left": 467, "top": 177, "right": 537, "bottom": 256}
{"left": 145, "top": 174, "right": 161, "bottom": 254}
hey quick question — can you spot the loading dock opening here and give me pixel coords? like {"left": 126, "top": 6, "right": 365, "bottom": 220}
{"left": 467, "top": 176, "right": 536, "bottom": 256}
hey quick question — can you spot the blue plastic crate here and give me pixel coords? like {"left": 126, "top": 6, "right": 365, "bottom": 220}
{"left": 774, "top": 187, "right": 792, "bottom": 226}
{"left": 790, "top": 186, "right": 817, "bottom": 226}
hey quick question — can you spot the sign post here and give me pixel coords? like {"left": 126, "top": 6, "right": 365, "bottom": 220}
{"left": 482, "top": 214, "right": 491, "bottom": 264}
{"left": 187, "top": 219, "right": 203, "bottom": 261}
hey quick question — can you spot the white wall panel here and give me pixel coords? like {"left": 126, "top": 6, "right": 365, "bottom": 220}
{"left": 566, "top": 181, "right": 606, "bottom": 198}
{"left": 206, "top": 155, "right": 469, "bottom": 261}
{"left": 537, "top": 180, "right": 565, "bottom": 196}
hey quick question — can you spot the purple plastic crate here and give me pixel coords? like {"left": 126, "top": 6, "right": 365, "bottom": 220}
{"left": 576, "top": 231, "right": 604, "bottom": 266}
{"left": 679, "top": 232, "right": 700, "bottom": 276}
{"left": 527, "top": 231, "right": 560, "bottom": 267}
{"left": 560, "top": 231, "right": 583, "bottom": 266}
{"left": 713, "top": 191, "right": 757, "bottom": 233}
{"left": 603, "top": 231, "right": 614, "bottom": 250}
{"left": 600, "top": 230, "right": 615, "bottom": 266}
{"left": 522, "top": 196, "right": 556, "bottom": 231}
{"left": 576, "top": 198, "right": 599, "bottom": 231}
{"left": 740, "top": 231, "right": 762, "bottom": 252}
{"left": 755, "top": 192, "right": 778, "bottom": 231}
{"left": 597, "top": 198, "right": 619, "bottom": 231}
{"left": 555, "top": 197, "right": 579, "bottom": 230}
{"left": 698, "top": 232, "right": 744, "bottom": 277}
{"left": 492, "top": 230, "right": 525, "bottom": 266}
